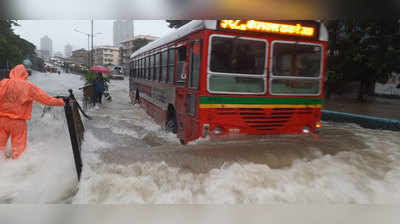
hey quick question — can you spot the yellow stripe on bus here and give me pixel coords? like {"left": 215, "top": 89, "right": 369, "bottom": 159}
{"left": 199, "top": 104, "right": 322, "bottom": 109}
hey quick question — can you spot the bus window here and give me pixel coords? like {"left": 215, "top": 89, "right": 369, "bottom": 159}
{"left": 138, "top": 59, "right": 141, "bottom": 79}
{"left": 186, "top": 94, "right": 196, "bottom": 116}
{"left": 133, "top": 60, "right": 137, "bottom": 78}
{"left": 168, "top": 48, "right": 176, "bottom": 84}
{"left": 152, "top": 54, "right": 157, "bottom": 80}
{"left": 149, "top": 54, "right": 154, "bottom": 80}
{"left": 139, "top": 59, "right": 141, "bottom": 79}
{"left": 189, "top": 41, "right": 201, "bottom": 89}
{"left": 161, "top": 50, "right": 168, "bottom": 82}
{"left": 133, "top": 59, "right": 137, "bottom": 79}
{"left": 147, "top": 56, "right": 151, "bottom": 80}
{"left": 272, "top": 43, "right": 321, "bottom": 77}
{"left": 210, "top": 36, "right": 265, "bottom": 75}
{"left": 155, "top": 53, "right": 160, "bottom": 81}
{"left": 144, "top": 56, "right": 148, "bottom": 80}
{"left": 142, "top": 58, "right": 145, "bottom": 79}
{"left": 271, "top": 42, "right": 322, "bottom": 95}
{"left": 140, "top": 59, "right": 143, "bottom": 78}
{"left": 208, "top": 36, "right": 266, "bottom": 94}
{"left": 130, "top": 61, "right": 134, "bottom": 78}
{"left": 143, "top": 57, "right": 147, "bottom": 79}
{"left": 176, "top": 46, "right": 187, "bottom": 85}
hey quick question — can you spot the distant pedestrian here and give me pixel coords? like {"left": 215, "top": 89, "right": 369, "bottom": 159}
{"left": 92, "top": 72, "right": 105, "bottom": 106}
{"left": 134, "top": 88, "right": 141, "bottom": 105}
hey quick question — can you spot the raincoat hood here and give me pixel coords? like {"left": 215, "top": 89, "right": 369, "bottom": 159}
{"left": 9, "top": 64, "right": 29, "bottom": 80}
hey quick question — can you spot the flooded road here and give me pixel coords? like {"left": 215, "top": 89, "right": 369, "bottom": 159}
{"left": 1, "top": 71, "right": 400, "bottom": 204}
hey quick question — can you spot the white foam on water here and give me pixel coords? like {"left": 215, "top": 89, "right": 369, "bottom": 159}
{"left": 0, "top": 107, "right": 78, "bottom": 203}
{"left": 73, "top": 123, "right": 400, "bottom": 204}
{"left": 6, "top": 70, "right": 400, "bottom": 204}
{"left": 70, "top": 78, "right": 400, "bottom": 204}
{"left": 187, "top": 136, "right": 211, "bottom": 145}
{"left": 0, "top": 71, "right": 85, "bottom": 203}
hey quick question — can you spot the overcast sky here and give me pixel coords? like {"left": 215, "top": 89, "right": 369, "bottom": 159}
{"left": 13, "top": 20, "right": 174, "bottom": 54}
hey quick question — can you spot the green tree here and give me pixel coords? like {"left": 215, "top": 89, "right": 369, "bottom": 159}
{"left": 0, "top": 20, "right": 37, "bottom": 69}
{"left": 325, "top": 19, "right": 400, "bottom": 102}
{"left": 132, "top": 38, "right": 154, "bottom": 52}
{"left": 166, "top": 20, "right": 191, "bottom": 29}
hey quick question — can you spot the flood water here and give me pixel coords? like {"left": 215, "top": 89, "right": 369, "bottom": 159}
{"left": 1, "top": 71, "right": 400, "bottom": 204}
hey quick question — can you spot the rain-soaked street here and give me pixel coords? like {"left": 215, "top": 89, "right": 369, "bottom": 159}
{"left": 1, "top": 71, "right": 400, "bottom": 204}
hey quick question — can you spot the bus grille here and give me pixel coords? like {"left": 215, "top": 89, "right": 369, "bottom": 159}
{"left": 216, "top": 107, "right": 312, "bottom": 132}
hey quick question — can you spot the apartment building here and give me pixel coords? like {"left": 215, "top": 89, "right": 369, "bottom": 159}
{"left": 119, "top": 35, "right": 158, "bottom": 69}
{"left": 94, "top": 46, "right": 121, "bottom": 66}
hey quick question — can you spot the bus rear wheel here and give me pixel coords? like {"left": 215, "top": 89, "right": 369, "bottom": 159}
{"left": 165, "top": 119, "right": 177, "bottom": 134}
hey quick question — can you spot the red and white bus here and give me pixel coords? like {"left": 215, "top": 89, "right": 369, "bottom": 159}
{"left": 129, "top": 20, "right": 328, "bottom": 144}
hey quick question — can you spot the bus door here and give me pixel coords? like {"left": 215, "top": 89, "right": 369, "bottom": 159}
{"left": 185, "top": 39, "right": 202, "bottom": 142}
{"left": 175, "top": 42, "right": 189, "bottom": 142}
{"left": 176, "top": 40, "right": 202, "bottom": 143}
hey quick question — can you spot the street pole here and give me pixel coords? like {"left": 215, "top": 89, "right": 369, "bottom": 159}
{"left": 87, "top": 34, "right": 90, "bottom": 67}
{"left": 91, "top": 19, "right": 94, "bottom": 67}
{"left": 74, "top": 26, "right": 102, "bottom": 68}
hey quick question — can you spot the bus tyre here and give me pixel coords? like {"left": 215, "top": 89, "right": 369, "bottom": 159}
{"left": 179, "top": 138, "right": 185, "bottom": 145}
{"left": 166, "top": 119, "right": 177, "bottom": 134}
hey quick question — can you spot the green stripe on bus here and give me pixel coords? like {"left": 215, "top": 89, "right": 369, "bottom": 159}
{"left": 199, "top": 97, "right": 323, "bottom": 105}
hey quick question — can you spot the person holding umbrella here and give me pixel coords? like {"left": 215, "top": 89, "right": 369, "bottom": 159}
{"left": 89, "top": 66, "right": 111, "bottom": 106}
{"left": 92, "top": 72, "right": 105, "bottom": 105}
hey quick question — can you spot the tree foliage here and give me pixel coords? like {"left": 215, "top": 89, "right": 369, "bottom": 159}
{"left": 166, "top": 20, "right": 191, "bottom": 29}
{"left": 325, "top": 19, "right": 400, "bottom": 101}
{"left": 0, "top": 20, "right": 37, "bottom": 69}
{"left": 132, "top": 38, "right": 154, "bottom": 52}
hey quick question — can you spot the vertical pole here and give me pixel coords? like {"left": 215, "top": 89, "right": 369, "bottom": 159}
{"left": 87, "top": 34, "right": 90, "bottom": 68}
{"left": 91, "top": 19, "right": 94, "bottom": 67}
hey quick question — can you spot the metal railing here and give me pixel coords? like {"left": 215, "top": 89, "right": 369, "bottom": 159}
{"left": 79, "top": 85, "right": 95, "bottom": 110}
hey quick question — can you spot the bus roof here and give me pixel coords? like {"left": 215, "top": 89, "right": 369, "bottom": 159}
{"left": 130, "top": 20, "right": 328, "bottom": 59}
{"left": 130, "top": 20, "right": 217, "bottom": 59}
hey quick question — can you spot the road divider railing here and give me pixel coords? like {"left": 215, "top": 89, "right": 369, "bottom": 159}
{"left": 322, "top": 110, "right": 400, "bottom": 131}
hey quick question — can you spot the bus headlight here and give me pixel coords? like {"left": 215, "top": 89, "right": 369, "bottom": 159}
{"left": 203, "top": 124, "right": 210, "bottom": 137}
{"left": 302, "top": 126, "right": 311, "bottom": 134}
{"left": 315, "top": 122, "right": 322, "bottom": 129}
{"left": 214, "top": 126, "right": 223, "bottom": 135}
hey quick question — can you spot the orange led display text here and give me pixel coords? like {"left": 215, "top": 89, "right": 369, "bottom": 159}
{"left": 219, "top": 20, "right": 315, "bottom": 37}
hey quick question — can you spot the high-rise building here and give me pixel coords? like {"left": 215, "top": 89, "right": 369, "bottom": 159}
{"left": 113, "top": 20, "right": 133, "bottom": 47}
{"left": 40, "top": 35, "right": 53, "bottom": 59}
{"left": 64, "top": 44, "right": 73, "bottom": 58}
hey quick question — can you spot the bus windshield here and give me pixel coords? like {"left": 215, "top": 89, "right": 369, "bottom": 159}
{"left": 271, "top": 42, "right": 322, "bottom": 95}
{"left": 272, "top": 43, "right": 321, "bottom": 77}
{"left": 210, "top": 36, "right": 266, "bottom": 74}
{"left": 209, "top": 36, "right": 266, "bottom": 94}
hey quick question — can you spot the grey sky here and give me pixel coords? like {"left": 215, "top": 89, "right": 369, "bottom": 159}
{"left": 13, "top": 20, "right": 173, "bottom": 54}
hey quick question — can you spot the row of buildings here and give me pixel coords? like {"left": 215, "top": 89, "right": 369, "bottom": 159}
{"left": 38, "top": 35, "right": 73, "bottom": 59}
{"left": 38, "top": 20, "right": 158, "bottom": 72}
{"left": 68, "top": 34, "right": 157, "bottom": 69}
